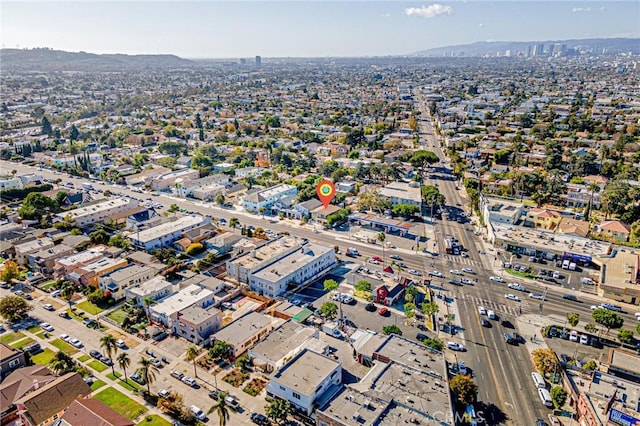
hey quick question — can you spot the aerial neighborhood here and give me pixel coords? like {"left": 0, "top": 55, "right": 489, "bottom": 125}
{"left": 0, "top": 46, "right": 639, "bottom": 426}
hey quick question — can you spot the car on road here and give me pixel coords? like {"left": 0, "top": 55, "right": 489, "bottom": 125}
{"left": 507, "top": 283, "right": 526, "bottom": 292}
{"left": 601, "top": 303, "right": 623, "bottom": 312}
{"left": 580, "top": 334, "right": 589, "bottom": 345}
{"left": 40, "top": 323, "right": 54, "bottom": 332}
{"left": 60, "top": 334, "right": 70, "bottom": 342}
{"left": 505, "top": 294, "right": 521, "bottom": 302}
{"left": 428, "top": 271, "right": 443, "bottom": 277}
{"left": 478, "top": 306, "right": 487, "bottom": 315}
{"left": 368, "top": 259, "right": 380, "bottom": 265}
{"left": 481, "top": 318, "right": 491, "bottom": 327}
{"left": 396, "top": 262, "right": 408, "bottom": 269}
{"left": 562, "top": 294, "right": 579, "bottom": 302}
{"left": 461, "top": 278, "right": 473, "bottom": 285}
{"left": 462, "top": 268, "right": 475, "bottom": 274}
{"left": 225, "top": 395, "right": 240, "bottom": 411}
{"left": 513, "top": 333, "right": 525, "bottom": 344}
{"left": 43, "top": 304, "right": 54, "bottom": 311}
{"left": 158, "top": 389, "right": 171, "bottom": 399}
{"left": 365, "top": 302, "right": 376, "bottom": 312}
{"left": 69, "top": 338, "right": 83, "bottom": 348}
{"left": 251, "top": 412, "right": 269, "bottom": 425}
{"left": 409, "top": 269, "right": 422, "bottom": 276}
{"left": 58, "top": 311, "right": 70, "bottom": 319}
{"left": 490, "top": 276, "right": 505, "bottom": 282}
{"left": 170, "top": 370, "right": 184, "bottom": 380}
{"left": 378, "top": 307, "right": 389, "bottom": 316}
{"left": 449, "top": 269, "right": 462, "bottom": 275}
{"left": 448, "top": 279, "right": 462, "bottom": 286}
{"left": 529, "top": 293, "right": 545, "bottom": 300}
{"left": 90, "top": 350, "right": 102, "bottom": 359}
{"left": 447, "top": 342, "right": 465, "bottom": 351}
{"left": 181, "top": 376, "right": 197, "bottom": 387}
{"left": 458, "top": 361, "right": 468, "bottom": 375}
{"left": 371, "top": 256, "right": 383, "bottom": 262}
{"left": 503, "top": 333, "right": 514, "bottom": 344}
{"left": 389, "top": 254, "right": 402, "bottom": 260}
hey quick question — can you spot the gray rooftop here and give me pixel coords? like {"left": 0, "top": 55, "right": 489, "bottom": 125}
{"left": 249, "top": 321, "right": 316, "bottom": 363}
{"left": 178, "top": 305, "right": 220, "bottom": 325}
{"left": 271, "top": 348, "right": 341, "bottom": 396}
{"left": 252, "top": 243, "right": 334, "bottom": 282}
{"left": 214, "top": 311, "right": 272, "bottom": 347}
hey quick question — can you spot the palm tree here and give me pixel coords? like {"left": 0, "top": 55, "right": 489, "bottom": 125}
{"left": 229, "top": 217, "right": 239, "bottom": 229}
{"left": 185, "top": 345, "right": 201, "bottom": 378}
{"left": 586, "top": 182, "right": 600, "bottom": 221}
{"left": 136, "top": 357, "right": 158, "bottom": 395}
{"left": 49, "top": 351, "right": 75, "bottom": 375}
{"left": 100, "top": 334, "right": 118, "bottom": 376}
{"left": 377, "top": 232, "right": 386, "bottom": 266}
{"left": 142, "top": 297, "right": 153, "bottom": 324}
{"left": 60, "top": 281, "right": 75, "bottom": 309}
{"left": 117, "top": 352, "right": 131, "bottom": 383}
{"left": 207, "top": 392, "right": 230, "bottom": 426}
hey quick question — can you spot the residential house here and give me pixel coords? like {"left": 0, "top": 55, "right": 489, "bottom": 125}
{"left": 127, "top": 214, "right": 211, "bottom": 251}
{"left": 378, "top": 181, "right": 422, "bottom": 208}
{"left": 175, "top": 156, "right": 193, "bottom": 168}
{"left": 310, "top": 205, "right": 341, "bottom": 225}
{"left": 149, "top": 284, "right": 215, "bottom": 327}
{"left": 557, "top": 217, "right": 591, "bottom": 238}
{"left": 16, "top": 372, "right": 91, "bottom": 426}
{"left": 0, "top": 366, "right": 54, "bottom": 423}
{"left": 174, "top": 173, "right": 230, "bottom": 198}
{"left": 150, "top": 168, "right": 199, "bottom": 191}
{"left": 54, "top": 198, "right": 139, "bottom": 228}
{"left": 27, "top": 244, "right": 76, "bottom": 274}
{"left": 173, "top": 223, "right": 217, "bottom": 252}
{"left": 265, "top": 348, "right": 342, "bottom": 416}
{"left": 213, "top": 311, "right": 274, "bottom": 359}
{"left": 124, "top": 166, "right": 171, "bottom": 186}
{"left": 56, "top": 398, "right": 134, "bottom": 426}
{"left": 291, "top": 199, "right": 322, "bottom": 220}
{"left": 335, "top": 181, "right": 356, "bottom": 194}
{"left": 234, "top": 167, "right": 266, "bottom": 178}
{"left": 204, "top": 232, "right": 244, "bottom": 256}
{"left": 248, "top": 320, "right": 319, "bottom": 373}
{"left": 52, "top": 246, "right": 108, "bottom": 278}
{"left": 226, "top": 237, "right": 302, "bottom": 285}
{"left": 598, "top": 220, "right": 631, "bottom": 242}
{"left": 14, "top": 237, "right": 54, "bottom": 265}
{"left": 242, "top": 184, "right": 297, "bottom": 213}
{"left": 68, "top": 257, "right": 128, "bottom": 287}
{"left": 0, "top": 342, "right": 27, "bottom": 380}
{"left": 173, "top": 305, "right": 222, "bottom": 346}
{"left": 124, "top": 275, "right": 173, "bottom": 306}
{"left": 525, "top": 208, "right": 562, "bottom": 230}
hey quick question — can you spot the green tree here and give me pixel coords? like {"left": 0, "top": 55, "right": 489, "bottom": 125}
{"left": 409, "top": 150, "right": 439, "bottom": 175}
{"left": 392, "top": 204, "right": 421, "bottom": 217}
{"left": 89, "top": 229, "right": 110, "bottom": 245}
{"left": 215, "top": 194, "right": 226, "bottom": 206}
{"left": 355, "top": 280, "right": 371, "bottom": 292}
{"left": 550, "top": 386, "right": 568, "bottom": 408}
{"left": 60, "top": 281, "right": 75, "bottom": 308}
{"left": 229, "top": 217, "right": 239, "bottom": 228}
{"left": 108, "top": 233, "right": 131, "bottom": 250}
{"left": 18, "top": 192, "right": 59, "bottom": 219}
{"left": 377, "top": 232, "right": 386, "bottom": 265}
{"left": 422, "top": 337, "right": 444, "bottom": 351}
{"left": 0, "top": 295, "right": 33, "bottom": 322}
{"left": 69, "top": 124, "right": 79, "bottom": 141}
{"left": 582, "top": 360, "right": 597, "bottom": 371}
{"left": 207, "top": 392, "right": 230, "bottom": 426}
{"left": 48, "top": 351, "right": 76, "bottom": 375}
{"left": 117, "top": 352, "right": 131, "bottom": 383}
{"left": 235, "top": 353, "right": 249, "bottom": 370}
{"left": 450, "top": 374, "right": 478, "bottom": 405}
{"left": 404, "top": 302, "right": 416, "bottom": 319}
{"left": 265, "top": 398, "right": 291, "bottom": 425}
{"left": 0, "top": 260, "right": 20, "bottom": 283}
{"left": 209, "top": 340, "right": 231, "bottom": 361}
{"left": 41, "top": 116, "right": 52, "bottom": 136}
{"left": 185, "top": 345, "right": 201, "bottom": 378}
{"left": 100, "top": 334, "right": 118, "bottom": 376}
{"left": 382, "top": 325, "right": 402, "bottom": 336}
{"left": 585, "top": 323, "right": 597, "bottom": 333}
{"left": 136, "top": 357, "right": 158, "bottom": 395}
{"left": 323, "top": 279, "right": 339, "bottom": 292}
{"left": 619, "top": 328, "right": 634, "bottom": 344}
{"left": 592, "top": 308, "right": 624, "bottom": 333}
{"left": 318, "top": 302, "right": 338, "bottom": 320}
{"left": 421, "top": 301, "right": 439, "bottom": 316}
{"left": 567, "top": 313, "right": 580, "bottom": 327}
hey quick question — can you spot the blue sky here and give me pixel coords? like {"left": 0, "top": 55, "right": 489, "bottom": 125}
{"left": 1, "top": 1, "right": 638, "bottom": 58}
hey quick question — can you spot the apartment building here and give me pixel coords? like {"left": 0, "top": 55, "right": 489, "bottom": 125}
{"left": 0, "top": 177, "right": 23, "bottom": 190}
{"left": 150, "top": 168, "right": 199, "bottom": 191}
{"left": 173, "top": 305, "right": 222, "bottom": 346}
{"left": 68, "top": 257, "right": 128, "bottom": 287}
{"left": 26, "top": 244, "right": 76, "bottom": 274}
{"left": 266, "top": 348, "right": 342, "bottom": 415}
{"left": 149, "top": 284, "right": 215, "bottom": 327}
{"left": 14, "top": 238, "right": 54, "bottom": 265}
{"left": 98, "top": 264, "right": 159, "bottom": 301}
{"left": 525, "top": 208, "right": 562, "bottom": 230}
{"left": 226, "top": 237, "right": 302, "bottom": 284}
{"left": 248, "top": 320, "right": 319, "bottom": 373}
{"left": 242, "top": 184, "right": 297, "bottom": 212}
{"left": 127, "top": 214, "right": 210, "bottom": 251}
{"left": 213, "top": 311, "right": 274, "bottom": 359}
{"left": 52, "top": 246, "right": 108, "bottom": 278}
{"left": 55, "top": 198, "right": 139, "bottom": 228}
{"left": 125, "top": 275, "right": 173, "bottom": 306}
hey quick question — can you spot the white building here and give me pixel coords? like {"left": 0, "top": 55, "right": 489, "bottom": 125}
{"left": 226, "top": 237, "right": 302, "bottom": 285}
{"left": 234, "top": 167, "right": 266, "bottom": 179}
{"left": 150, "top": 168, "right": 199, "bottom": 191}
{"left": 174, "top": 174, "right": 230, "bottom": 198}
{"left": 480, "top": 195, "right": 525, "bottom": 226}
{"left": 379, "top": 181, "right": 423, "bottom": 207}
{"left": 127, "top": 214, "right": 210, "bottom": 251}
{"left": 0, "top": 177, "right": 23, "bottom": 191}
{"left": 249, "top": 243, "right": 336, "bottom": 298}
{"left": 149, "top": 284, "right": 215, "bottom": 327}
{"left": 98, "top": 264, "right": 159, "bottom": 301}
{"left": 55, "top": 198, "right": 139, "bottom": 228}
{"left": 248, "top": 321, "right": 320, "bottom": 373}
{"left": 242, "top": 184, "right": 297, "bottom": 212}
{"left": 125, "top": 275, "right": 174, "bottom": 306}
{"left": 266, "top": 348, "right": 342, "bottom": 415}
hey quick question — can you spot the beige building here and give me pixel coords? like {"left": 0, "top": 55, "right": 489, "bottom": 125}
{"left": 214, "top": 311, "right": 274, "bottom": 359}
{"left": 14, "top": 238, "right": 54, "bottom": 265}
{"left": 173, "top": 305, "right": 222, "bottom": 346}
{"left": 55, "top": 198, "right": 139, "bottom": 228}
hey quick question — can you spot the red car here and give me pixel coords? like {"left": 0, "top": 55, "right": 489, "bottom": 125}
{"left": 371, "top": 256, "right": 383, "bottom": 262}
{"left": 378, "top": 307, "right": 389, "bottom": 316}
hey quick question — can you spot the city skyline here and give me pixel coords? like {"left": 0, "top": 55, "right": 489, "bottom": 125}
{"left": 1, "top": 1, "right": 639, "bottom": 58}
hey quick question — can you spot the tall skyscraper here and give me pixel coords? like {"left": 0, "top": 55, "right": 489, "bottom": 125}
{"left": 255, "top": 56, "right": 261, "bottom": 66}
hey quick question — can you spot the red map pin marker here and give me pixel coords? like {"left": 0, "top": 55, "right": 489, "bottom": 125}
{"left": 316, "top": 179, "right": 336, "bottom": 208}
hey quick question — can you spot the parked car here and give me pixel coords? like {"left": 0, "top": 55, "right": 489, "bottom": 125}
{"left": 90, "top": 350, "right": 102, "bottom": 359}
{"left": 115, "top": 339, "right": 126, "bottom": 348}
{"left": 43, "top": 304, "right": 54, "bottom": 311}
{"left": 190, "top": 406, "right": 206, "bottom": 421}
{"left": 580, "top": 334, "right": 589, "bottom": 345}
{"left": 505, "top": 294, "right": 521, "bottom": 302}
{"left": 158, "top": 389, "right": 171, "bottom": 399}
{"left": 60, "top": 334, "right": 70, "bottom": 342}
{"left": 490, "top": 276, "right": 505, "bottom": 283}
{"left": 100, "top": 356, "right": 113, "bottom": 366}
{"left": 447, "top": 342, "right": 465, "bottom": 351}
{"left": 378, "top": 307, "right": 389, "bottom": 316}
{"left": 569, "top": 331, "right": 579, "bottom": 342}
{"left": 389, "top": 254, "right": 402, "bottom": 260}
{"left": 151, "top": 358, "right": 162, "bottom": 368}
{"left": 251, "top": 412, "right": 269, "bottom": 425}
{"left": 130, "top": 373, "right": 145, "bottom": 385}
{"left": 170, "top": 370, "right": 184, "bottom": 380}
{"left": 69, "top": 338, "right": 83, "bottom": 348}
{"left": 462, "top": 268, "right": 475, "bottom": 274}
{"left": 225, "top": 395, "right": 240, "bottom": 410}
{"left": 181, "top": 376, "right": 197, "bottom": 387}
{"left": 40, "top": 323, "right": 54, "bottom": 332}
{"left": 529, "top": 293, "right": 544, "bottom": 300}
{"left": 365, "top": 302, "right": 376, "bottom": 312}
{"left": 458, "top": 361, "right": 468, "bottom": 375}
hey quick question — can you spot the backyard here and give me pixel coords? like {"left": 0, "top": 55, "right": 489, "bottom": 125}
{"left": 94, "top": 387, "right": 147, "bottom": 420}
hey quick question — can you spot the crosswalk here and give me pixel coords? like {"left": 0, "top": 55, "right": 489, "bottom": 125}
{"left": 441, "top": 255, "right": 481, "bottom": 266}
{"left": 456, "top": 293, "right": 534, "bottom": 318}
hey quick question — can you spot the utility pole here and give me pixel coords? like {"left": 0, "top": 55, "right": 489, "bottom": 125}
{"left": 540, "top": 286, "right": 549, "bottom": 316}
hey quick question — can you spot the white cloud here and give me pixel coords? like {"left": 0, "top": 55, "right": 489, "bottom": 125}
{"left": 478, "top": 23, "right": 484, "bottom": 28}
{"left": 599, "top": 6, "right": 606, "bottom": 11}
{"left": 381, "top": 13, "right": 391, "bottom": 18}
{"left": 404, "top": 4, "right": 453, "bottom": 18}
{"left": 572, "top": 7, "right": 592, "bottom": 13}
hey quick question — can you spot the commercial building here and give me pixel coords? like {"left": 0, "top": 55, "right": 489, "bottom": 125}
{"left": 266, "top": 348, "right": 342, "bottom": 416}
{"left": 595, "top": 248, "right": 640, "bottom": 304}
{"left": 249, "top": 243, "right": 336, "bottom": 298}
{"left": 213, "top": 311, "right": 274, "bottom": 359}
{"left": 99, "top": 264, "right": 161, "bottom": 301}
{"left": 378, "top": 181, "right": 423, "bottom": 208}
{"left": 149, "top": 284, "right": 215, "bottom": 327}
{"left": 173, "top": 305, "right": 222, "bottom": 346}
{"left": 127, "top": 214, "right": 210, "bottom": 251}
{"left": 125, "top": 275, "right": 174, "bottom": 306}
{"left": 480, "top": 195, "right": 525, "bottom": 226}
{"left": 242, "top": 184, "right": 297, "bottom": 212}
{"left": 55, "top": 198, "right": 139, "bottom": 228}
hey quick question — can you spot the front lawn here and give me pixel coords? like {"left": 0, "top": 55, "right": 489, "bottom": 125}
{"left": 0, "top": 332, "right": 25, "bottom": 344}
{"left": 88, "top": 360, "right": 109, "bottom": 372}
{"left": 30, "top": 348, "right": 56, "bottom": 365}
{"left": 94, "top": 387, "right": 147, "bottom": 420}
{"left": 50, "top": 338, "right": 78, "bottom": 355}
{"left": 78, "top": 354, "right": 90, "bottom": 362}
{"left": 223, "top": 368, "right": 249, "bottom": 387}
{"left": 34, "top": 330, "right": 47, "bottom": 339}
{"left": 107, "top": 371, "right": 122, "bottom": 380}
{"left": 137, "top": 415, "right": 172, "bottom": 426}
{"left": 27, "top": 325, "right": 41, "bottom": 333}
{"left": 243, "top": 377, "right": 267, "bottom": 396}
{"left": 107, "top": 308, "right": 128, "bottom": 324}
{"left": 76, "top": 301, "right": 105, "bottom": 315}
{"left": 505, "top": 268, "right": 536, "bottom": 279}
{"left": 90, "top": 379, "right": 106, "bottom": 391}
{"left": 118, "top": 379, "right": 142, "bottom": 393}
{"left": 10, "top": 337, "right": 34, "bottom": 349}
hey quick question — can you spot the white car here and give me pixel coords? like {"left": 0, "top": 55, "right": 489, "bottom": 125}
{"left": 69, "top": 338, "right": 83, "bottom": 348}
{"left": 447, "top": 342, "right": 465, "bottom": 351}
{"left": 158, "top": 389, "right": 171, "bottom": 399}
{"left": 529, "top": 293, "right": 545, "bottom": 300}
{"left": 450, "top": 269, "right": 462, "bottom": 276}
{"left": 505, "top": 294, "right": 521, "bottom": 302}
{"left": 462, "top": 268, "right": 475, "bottom": 274}
{"left": 428, "top": 271, "right": 443, "bottom": 278}
{"left": 340, "top": 294, "right": 354, "bottom": 304}
{"left": 115, "top": 339, "right": 126, "bottom": 348}
{"left": 40, "top": 323, "right": 54, "bottom": 332}
{"left": 461, "top": 278, "right": 473, "bottom": 285}
{"left": 182, "top": 376, "right": 197, "bottom": 387}
{"left": 458, "top": 361, "right": 468, "bottom": 375}
{"left": 580, "top": 334, "right": 589, "bottom": 345}
{"left": 478, "top": 306, "right": 487, "bottom": 315}
{"left": 508, "top": 283, "right": 526, "bottom": 292}
{"left": 43, "top": 304, "right": 54, "bottom": 311}
{"left": 569, "top": 331, "right": 579, "bottom": 342}
{"left": 409, "top": 270, "right": 422, "bottom": 276}
{"left": 60, "top": 334, "right": 70, "bottom": 342}
{"left": 461, "top": 252, "right": 469, "bottom": 258}
{"left": 368, "top": 259, "right": 381, "bottom": 265}
{"left": 190, "top": 405, "right": 206, "bottom": 421}
{"left": 490, "top": 276, "right": 505, "bottom": 283}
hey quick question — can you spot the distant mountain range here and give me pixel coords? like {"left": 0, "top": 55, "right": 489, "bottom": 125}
{"left": 0, "top": 48, "right": 194, "bottom": 71}
{"left": 412, "top": 38, "right": 640, "bottom": 57}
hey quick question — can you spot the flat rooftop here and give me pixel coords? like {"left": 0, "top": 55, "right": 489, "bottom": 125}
{"left": 57, "top": 198, "right": 135, "bottom": 220}
{"left": 271, "top": 349, "right": 341, "bottom": 396}
{"left": 126, "top": 276, "right": 172, "bottom": 298}
{"left": 56, "top": 247, "right": 107, "bottom": 267}
{"left": 257, "top": 183, "right": 295, "bottom": 199}
{"left": 373, "top": 335, "right": 446, "bottom": 379}
{"left": 230, "top": 237, "right": 300, "bottom": 270}
{"left": 215, "top": 311, "right": 272, "bottom": 347}
{"left": 492, "top": 222, "right": 611, "bottom": 257}
{"left": 132, "top": 215, "right": 206, "bottom": 244}
{"left": 103, "top": 264, "right": 155, "bottom": 282}
{"left": 317, "top": 387, "right": 392, "bottom": 426}
{"left": 179, "top": 305, "right": 220, "bottom": 324}
{"left": 597, "top": 248, "right": 640, "bottom": 291}
{"left": 379, "top": 181, "right": 422, "bottom": 203}
{"left": 15, "top": 237, "right": 53, "bottom": 252}
{"left": 81, "top": 257, "right": 127, "bottom": 274}
{"left": 250, "top": 321, "right": 316, "bottom": 362}
{"left": 151, "top": 284, "right": 213, "bottom": 316}
{"left": 252, "top": 243, "right": 333, "bottom": 282}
